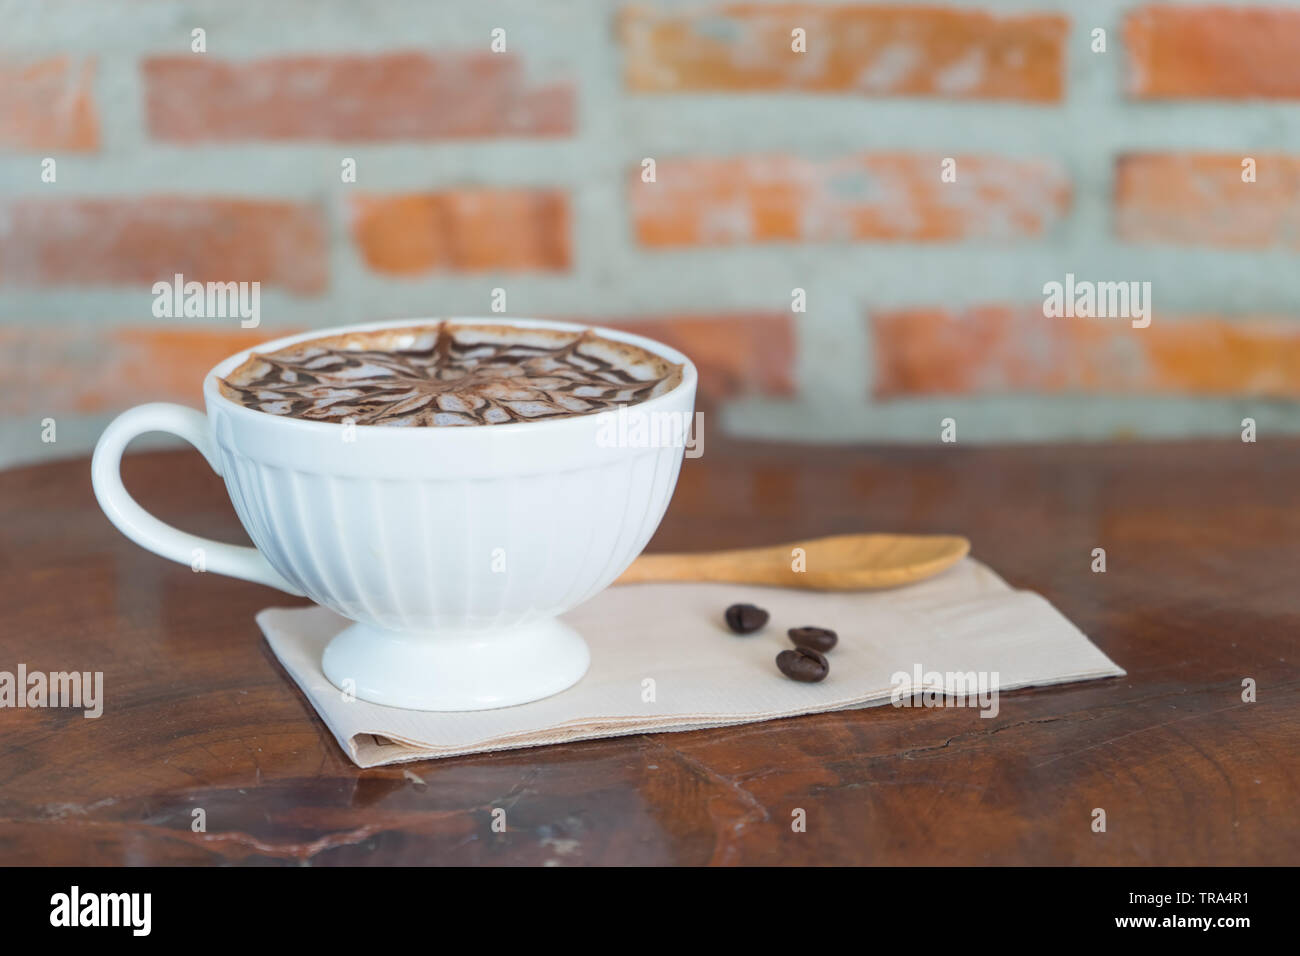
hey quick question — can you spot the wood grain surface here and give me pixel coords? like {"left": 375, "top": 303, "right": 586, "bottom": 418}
{"left": 0, "top": 437, "right": 1296, "bottom": 865}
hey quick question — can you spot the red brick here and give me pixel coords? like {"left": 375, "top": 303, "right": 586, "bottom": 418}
{"left": 0, "top": 198, "right": 328, "bottom": 293}
{"left": 871, "top": 306, "right": 1300, "bottom": 398}
{"left": 1115, "top": 153, "right": 1300, "bottom": 248}
{"left": 599, "top": 313, "right": 795, "bottom": 400}
{"left": 349, "top": 190, "right": 570, "bottom": 274}
{"left": 631, "top": 154, "right": 1070, "bottom": 247}
{"left": 0, "top": 326, "right": 299, "bottom": 416}
{"left": 622, "top": 5, "right": 1067, "bottom": 101}
{"left": 1126, "top": 5, "right": 1300, "bottom": 99}
{"left": 143, "top": 52, "right": 573, "bottom": 142}
{"left": 0, "top": 56, "right": 99, "bottom": 151}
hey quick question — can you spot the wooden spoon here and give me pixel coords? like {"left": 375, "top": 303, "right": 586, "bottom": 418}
{"left": 614, "top": 533, "right": 970, "bottom": 591}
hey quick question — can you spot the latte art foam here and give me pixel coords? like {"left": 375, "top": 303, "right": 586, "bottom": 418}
{"left": 218, "top": 323, "right": 684, "bottom": 426}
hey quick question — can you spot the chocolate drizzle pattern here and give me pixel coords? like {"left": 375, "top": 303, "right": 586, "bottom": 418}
{"left": 219, "top": 323, "right": 683, "bottom": 426}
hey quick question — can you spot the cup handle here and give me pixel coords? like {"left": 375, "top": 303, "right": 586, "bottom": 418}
{"left": 91, "top": 402, "right": 304, "bottom": 596}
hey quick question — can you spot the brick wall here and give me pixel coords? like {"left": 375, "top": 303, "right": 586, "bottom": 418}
{"left": 4, "top": 0, "right": 1300, "bottom": 466}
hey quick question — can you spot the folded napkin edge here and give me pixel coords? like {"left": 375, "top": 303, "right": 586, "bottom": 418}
{"left": 345, "top": 667, "right": 1128, "bottom": 766}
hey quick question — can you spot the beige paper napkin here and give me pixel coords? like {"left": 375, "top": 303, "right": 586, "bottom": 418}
{"left": 258, "top": 558, "right": 1124, "bottom": 767}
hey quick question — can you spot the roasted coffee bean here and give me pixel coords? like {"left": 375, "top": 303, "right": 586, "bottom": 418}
{"left": 724, "top": 603, "right": 769, "bottom": 634}
{"left": 788, "top": 626, "right": 837, "bottom": 652}
{"left": 776, "top": 646, "right": 829, "bottom": 683}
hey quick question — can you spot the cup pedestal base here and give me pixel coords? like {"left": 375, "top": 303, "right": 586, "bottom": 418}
{"left": 321, "top": 618, "right": 590, "bottom": 711}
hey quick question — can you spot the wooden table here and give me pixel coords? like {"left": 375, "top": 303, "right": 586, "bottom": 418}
{"left": 1, "top": 438, "right": 1296, "bottom": 865}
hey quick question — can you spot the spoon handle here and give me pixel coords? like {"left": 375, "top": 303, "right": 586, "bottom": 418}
{"left": 615, "top": 548, "right": 785, "bottom": 586}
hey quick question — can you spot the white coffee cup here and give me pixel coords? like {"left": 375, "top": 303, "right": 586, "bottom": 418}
{"left": 92, "top": 318, "right": 698, "bottom": 711}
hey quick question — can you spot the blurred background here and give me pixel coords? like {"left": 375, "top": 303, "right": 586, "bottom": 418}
{"left": 3, "top": 0, "right": 1300, "bottom": 468}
